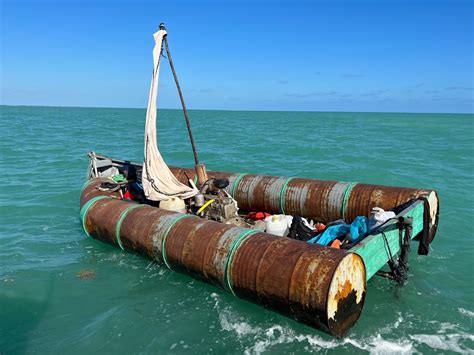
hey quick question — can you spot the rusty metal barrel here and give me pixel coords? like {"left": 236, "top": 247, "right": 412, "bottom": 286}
{"left": 171, "top": 167, "right": 439, "bottom": 241}
{"left": 80, "top": 178, "right": 366, "bottom": 336}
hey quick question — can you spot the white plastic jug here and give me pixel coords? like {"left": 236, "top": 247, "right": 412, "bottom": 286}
{"left": 160, "top": 197, "right": 186, "bottom": 214}
{"left": 265, "top": 215, "right": 290, "bottom": 236}
{"left": 369, "top": 207, "right": 396, "bottom": 230}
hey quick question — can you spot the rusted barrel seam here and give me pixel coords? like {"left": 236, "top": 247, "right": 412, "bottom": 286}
{"left": 246, "top": 176, "right": 260, "bottom": 209}
{"left": 79, "top": 195, "right": 111, "bottom": 237}
{"left": 279, "top": 177, "right": 294, "bottom": 214}
{"left": 81, "top": 178, "right": 96, "bottom": 192}
{"left": 115, "top": 204, "right": 145, "bottom": 251}
{"left": 161, "top": 214, "right": 194, "bottom": 270}
{"left": 81, "top": 177, "right": 114, "bottom": 192}
{"left": 341, "top": 182, "right": 357, "bottom": 220}
{"left": 79, "top": 177, "right": 369, "bottom": 336}
{"left": 225, "top": 229, "right": 259, "bottom": 296}
{"left": 230, "top": 173, "right": 247, "bottom": 198}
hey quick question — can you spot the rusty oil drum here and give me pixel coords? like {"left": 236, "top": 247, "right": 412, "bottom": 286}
{"left": 80, "top": 178, "right": 366, "bottom": 336}
{"left": 171, "top": 167, "right": 439, "bottom": 241}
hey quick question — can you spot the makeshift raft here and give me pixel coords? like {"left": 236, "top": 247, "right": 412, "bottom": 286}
{"left": 79, "top": 24, "right": 439, "bottom": 336}
{"left": 80, "top": 153, "right": 439, "bottom": 336}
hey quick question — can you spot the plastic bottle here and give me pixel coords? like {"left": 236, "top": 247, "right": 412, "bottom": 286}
{"left": 265, "top": 215, "right": 290, "bottom": 236}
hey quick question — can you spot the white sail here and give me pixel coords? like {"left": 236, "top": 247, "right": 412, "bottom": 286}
{"left": 141, "top": 29, "right": 198, "bottom": 201}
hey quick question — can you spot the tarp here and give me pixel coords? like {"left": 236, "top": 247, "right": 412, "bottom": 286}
{"left": 141, "top": 29, "right": 198, "bottom": 201}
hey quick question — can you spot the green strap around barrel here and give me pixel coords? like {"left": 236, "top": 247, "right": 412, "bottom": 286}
{"left": 225, "top": 229, "right": 258, "bottom": 296}
{"left": 161, "top": 214, "right": 194, "bottom": 270}
{"left": 80, "top": 196, "right": 111, "bottom": 237}
{"left": 279, "top": 177, "right": 294, "bottom": 214}
{"left": 115, "top": 204, "right": 145, "bottom": 251}
{"left": 340, "top": 182, "right": 358, "bottom": 220}
{"left": 230, "top": 173, "right": 247, "bottom": 198}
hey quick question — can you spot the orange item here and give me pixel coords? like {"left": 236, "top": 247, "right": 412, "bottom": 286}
{"left": 316, "top": 223, "right": 326, "bottom": 232}
{"left": 330, "top": 239, "right": 341, "bottom": 249}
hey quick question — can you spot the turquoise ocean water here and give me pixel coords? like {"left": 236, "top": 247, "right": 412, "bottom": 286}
{"left": 0, "top": 105, "right": 473, "bottom": 354}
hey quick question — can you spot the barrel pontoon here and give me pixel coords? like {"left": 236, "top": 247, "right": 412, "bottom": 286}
{"left": 79, "top": 153, "right": 439, "bottom": 336}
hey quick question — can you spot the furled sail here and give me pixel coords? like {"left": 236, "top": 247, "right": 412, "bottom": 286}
{"left": 142, "top": 29, "right": 198, "bottom": 201}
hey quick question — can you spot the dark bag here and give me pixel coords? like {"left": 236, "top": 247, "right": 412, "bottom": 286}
{"left": 288, "top": 216, "right": 317, "bottom": 242}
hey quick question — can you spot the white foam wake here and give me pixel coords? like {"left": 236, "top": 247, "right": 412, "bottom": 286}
{"left": 211, "top": 293, "right": 474, "bottom": 354}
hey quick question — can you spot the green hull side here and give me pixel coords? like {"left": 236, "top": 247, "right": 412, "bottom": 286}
{"left": 351, "top": 201, "right": 424, "bottom": 280}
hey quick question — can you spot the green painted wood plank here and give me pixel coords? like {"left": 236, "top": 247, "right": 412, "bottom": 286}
{"left": 351, "top": 201, "right": 425, "bottom": 280}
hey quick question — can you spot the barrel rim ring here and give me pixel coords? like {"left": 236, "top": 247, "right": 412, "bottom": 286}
{"left": 325, "top": 252, "right": 366, "bottom": 336}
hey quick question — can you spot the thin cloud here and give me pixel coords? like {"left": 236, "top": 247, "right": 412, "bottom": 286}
{"left": 285, "top": 91, "right": 340, "bottom": 98}
{"left": 430, "top": 96, "right": 473, "bottom": 102}
{"left": 341, "top": 73, "right": 364, "bottom": 78}
{"left": 285, "top": 92, "right": 314, "bottom": 99}
{"left": 360, "top": 89, "right": 389, "bottom": 97}
{"left": 405, "top": 82, "right": 424, "bottom": 89}
{"left": 276, "top": 80, "right": 289, "bottom": 85}
{"left": 445, "top": 86, "right": 473, "bottom": 91}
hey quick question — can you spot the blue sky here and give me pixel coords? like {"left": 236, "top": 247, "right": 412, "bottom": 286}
{"left": 1, "top": 0, "right": 473, "bottom": 113}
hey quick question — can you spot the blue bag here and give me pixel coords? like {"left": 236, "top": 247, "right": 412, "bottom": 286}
{"left": 307, "top": 216, "right": 369, "bottom": 246}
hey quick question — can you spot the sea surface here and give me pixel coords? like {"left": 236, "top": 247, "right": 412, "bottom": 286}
{"left": 0, "top": 105, "right": 473, "bottom": 354}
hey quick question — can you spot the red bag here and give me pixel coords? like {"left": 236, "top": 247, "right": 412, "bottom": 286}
{"left": 246, "top": 212, "right": 271, "bottom": 220}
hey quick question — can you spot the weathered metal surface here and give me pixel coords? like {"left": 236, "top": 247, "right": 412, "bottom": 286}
{"left": 80, "top": 177, "right": 121, "bottom": 207}
{"left": 167, "top": 166, "right": 439, "bottom": 241}
{"left": 85, "top": 154, "right": 439, "bottom": 240}
{"left": 230, "top": 234, "right": 366, "bottom": 336}
{"left": 326, "top": 253, "right": 366, "bottom": 335}
{"left": 80, "top": 178, "right": 366, "bottom": 336}
{"left": 285, "top": 178, "right": 340, "bottom": 222}
{"left": 345, "top": 184, "right": 431, "bottom": 222}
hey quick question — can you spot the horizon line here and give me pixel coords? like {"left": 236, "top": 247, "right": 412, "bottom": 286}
{"left": 0, "top": 103, "right": 472, "bottom": 115}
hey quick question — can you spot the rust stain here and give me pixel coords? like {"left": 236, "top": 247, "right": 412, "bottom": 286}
{"left": 80, "top": 177, "right": 373, "bottom": 336}
{"left": 335, "top": 279, "right": 353, "bottom": 300}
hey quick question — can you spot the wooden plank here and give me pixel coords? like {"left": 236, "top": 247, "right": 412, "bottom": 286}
{"left": 351, "top": 201, "right": 424, "bottom": 280}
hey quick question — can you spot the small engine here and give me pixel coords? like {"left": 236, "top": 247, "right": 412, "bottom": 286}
{"left": 206, "top": 196, "right": 238, "bottom": 223}
{"left": 194, "top": 178, "right": 247, "bottom": 227}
